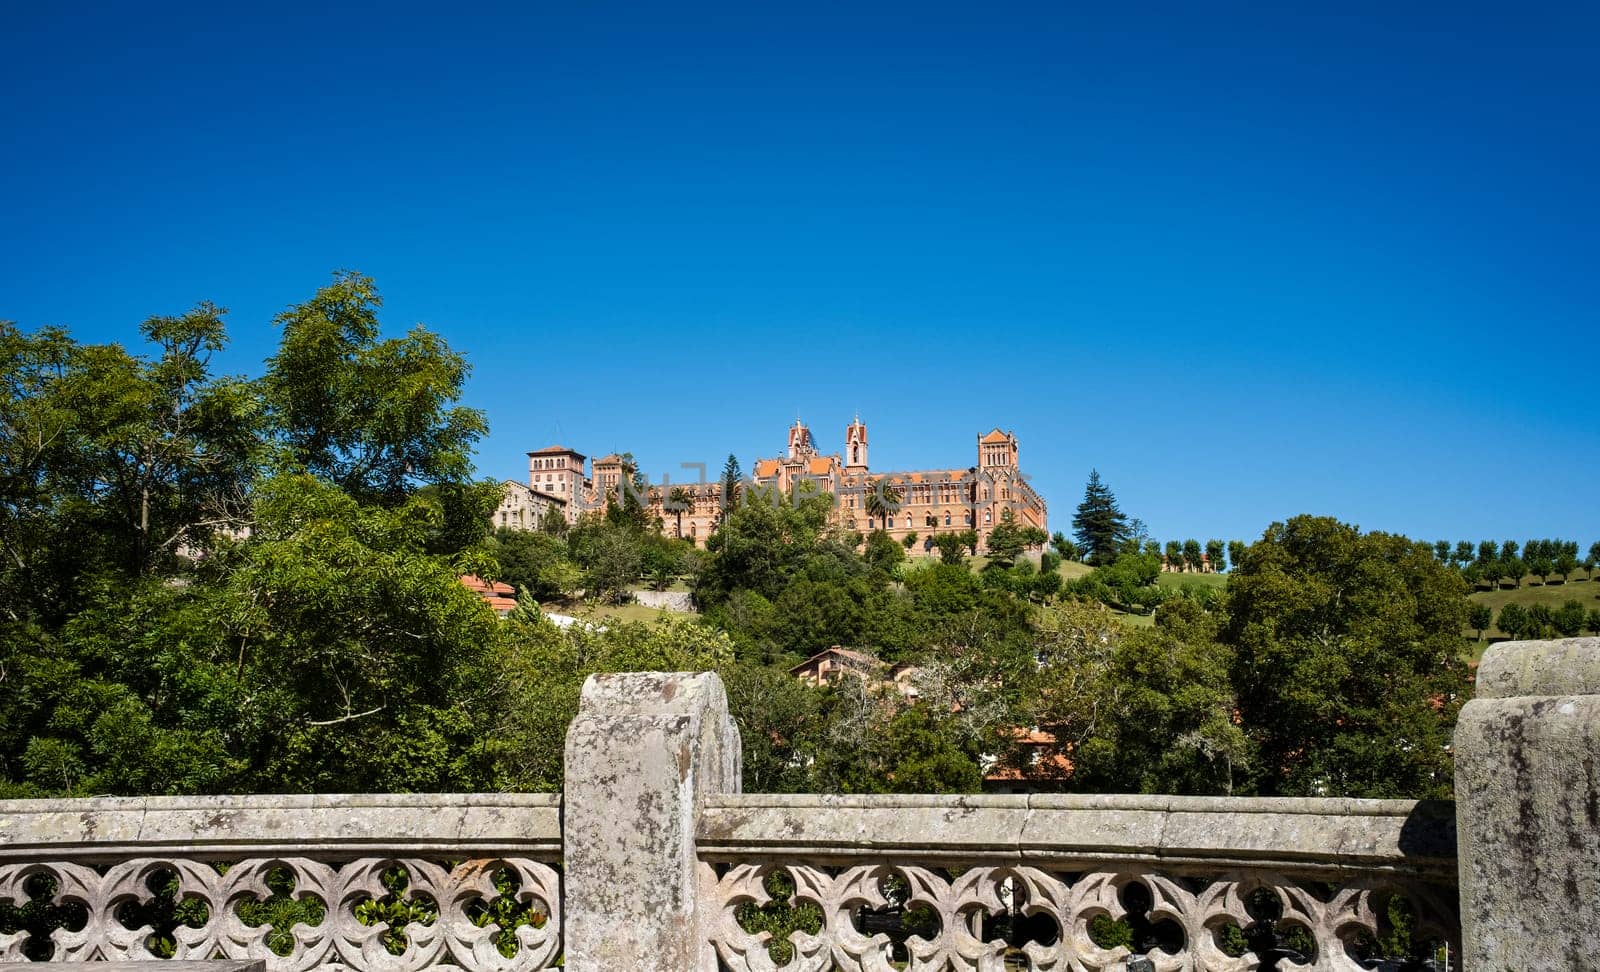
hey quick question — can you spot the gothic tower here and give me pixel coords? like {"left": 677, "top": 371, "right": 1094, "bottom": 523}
{"left": 845, "top": 415, "right": 869, "bottom": 472}
{"left": 786, "top": 419, "right": 814, "bottom": 459}
{"left": 977, "top": 428, "right": 1018, "bottom": 469}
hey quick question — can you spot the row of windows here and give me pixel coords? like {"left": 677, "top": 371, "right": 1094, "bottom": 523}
{"left": 859, "top": 510, "right": 993, "bottom": 530}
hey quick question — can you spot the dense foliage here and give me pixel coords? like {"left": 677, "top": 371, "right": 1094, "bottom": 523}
{"left": 3, "top": 278, "right": 1544, "bottom": 802}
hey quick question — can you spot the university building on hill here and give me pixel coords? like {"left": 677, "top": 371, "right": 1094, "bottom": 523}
{"left": 516, "top": 417, "right": 1047, "bottom": 553}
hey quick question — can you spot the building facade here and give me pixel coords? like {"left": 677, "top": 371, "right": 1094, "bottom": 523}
{"left": 493, "top": 479, "right": 566, "bottom": 531}
{"left": 518, "top": 417, "right": 1047, "bottom": 553}
{"left": 752, "top": 418, "right": 1047, "bottom": 554}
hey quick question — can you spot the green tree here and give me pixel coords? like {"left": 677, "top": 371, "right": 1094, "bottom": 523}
{"left": 490, "top": 528, "right": 572, "bottom": 600}
{"left": 1064, "top": 600, "right": 1253, "bottom": 795}
{"left": 931, "top": 532, "right": 967, "bottom": 566}
{"left": 719, "top": 453, "right": 743, "bottom": 515}
{"left": 1526, "top": 546, "right": 1555, "bottom": 585}
{"left": 1453, "top": 541, "right": 1474, "bottom": 568}
{"left": 572, "top": 524, "right": 643, "bottom": 604}
{"left": 263, "top": 272, "right": 485, "bottom": 507}
{"left": 1433, "top": 540, "right": 1451, "bottom": 564}
{"left": 1497, "top": 602, "right": 1531, "bottom": 639}
{"left": 1587, "top": 609, "right": 1600, "bottom": 635}
{"left": 1164, "top": 540, "right": 1183, "bottom": 571}
{"left": 1476, "top": 540, "right": 1498, "bottom": 566}
{"left": 1182, "top": 539, "right": 1204, "bottom": 573}
{"left": 1468, "top": 602, "right": 1492, "bottom": 640}
{"left": 862, "top": 529, "right": 905, "bottom": 574}
{"left": 1554, "top": 600, "right": 1587, "bottom": 637}
{"left": 1502, "top": 555, "right": 1526, "bottom": 587}
{"left": 0, "top": 275, "right": 509, "bottom": 798}
{"left": 1071, "top": 470, "right": 1129, "bottom": 567}
{"left": 1553, "top": 542, "right": 1579, "bottom": 582}
{"left": 984, "top": 509, "right": 1026, "bottom": 566}
{"left": 1206, "top": 539, "right": 1226, "bottom": 574}
{"left": 1589, "top": 542, "right": 1600, "bottom": 579}
{"left": 666, "top": 485, "right": 694, "bottom": 538}
{"left": 900, "top": 531, "right": 918, "bottom": 550}
{"left": 1051, "top": 532, "right": 1080, "bottom": 562}
{"left": 1222, "top": 516, "right": 1471, "bottom": 799}
{"left": 538, "top": 504, "right": 568, "bottom": 535}
{"left": 1227, "top": 540, "right": 1247, "bottom": 572}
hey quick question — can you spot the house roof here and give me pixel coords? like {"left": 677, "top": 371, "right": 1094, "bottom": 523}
{"left": 979, "top": 428, "right": 1011, "bottom": 444}
{"left": 529, "top": 445, "right": 584, "bottom": 457}
{"left": 788, "top": 645, "right": 881, "bottom": 674}
{"left": 754, "top": 459, "right": 780, "bottom": 478}
{"left": 985, "top": 752, "right": 1073, "bottom": 781}
{"left": 593, "top": 453, "right": 625, "bottom": 466}
{"left": 460, "top": 574, "right": 515, "bottom": 596}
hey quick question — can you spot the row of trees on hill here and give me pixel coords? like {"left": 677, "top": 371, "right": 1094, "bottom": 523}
{"left": 1429, "top": 538, "right": 1599, "bottom": 588}
{"left": 1067, "top": 469, "right": 1246, "bottom": 577}
{"left": 1486, "top": 601, "right": 1600, "bottom": 640}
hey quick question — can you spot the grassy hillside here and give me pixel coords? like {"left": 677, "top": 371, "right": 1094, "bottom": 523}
{"left": 1467, "top": 574, "right": 1599, "bottom": 638}
{"left": 1156, "top": 571, "right": 1227, "bottom": 592}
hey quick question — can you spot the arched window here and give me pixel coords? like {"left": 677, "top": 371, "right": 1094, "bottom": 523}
{"left": 944, "top": 513, "right": 951, "bottom": 526}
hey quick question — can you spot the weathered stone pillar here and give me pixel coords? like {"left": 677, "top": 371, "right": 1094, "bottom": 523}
{"left": 562, "top": 671, "right": 741, "bottom": 971}
{"left": 1455, "top": 636, "right": 1600, "bottom": 970}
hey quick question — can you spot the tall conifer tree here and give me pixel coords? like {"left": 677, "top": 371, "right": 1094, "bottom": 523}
{"left": 1072, "top": 469, "right": 1128, "bottom": 566}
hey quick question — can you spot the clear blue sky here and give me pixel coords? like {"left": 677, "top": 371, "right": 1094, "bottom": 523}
{"left": 3, "top": 2, "right": 1594, "bottom": 544}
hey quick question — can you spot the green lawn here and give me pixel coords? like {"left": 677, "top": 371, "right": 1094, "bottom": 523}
{"left": 1156, "top": 571, "right": 1227, "bottom": 592}
{"left": 547, "top": 599, "right": 691, "bottom": 625}
{"left": 1466, "top": 574, "right": 1599, "bottom": 639}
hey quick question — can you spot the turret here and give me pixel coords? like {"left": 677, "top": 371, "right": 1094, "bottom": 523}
{"left": 978, "top": 428, "right": 1018, "bottom": 469}
{"left": 845, "top": 415, "right": 869, "bottom": 472}
{"left": 786, "top": 419, "right": 814, "bottom": 459}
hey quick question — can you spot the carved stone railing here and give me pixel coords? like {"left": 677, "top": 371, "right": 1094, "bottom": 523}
{"left": 0, "top": 794, "right": 561, "bottom": 971}
{"left": 3, "top": 637, "right": 1597, "bottom": 970}
{"left": 698, "top": 794, "right": 1459, "bottom": 970}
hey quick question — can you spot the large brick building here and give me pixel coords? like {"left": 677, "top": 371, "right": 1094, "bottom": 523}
{"left": 517, "top": 417, "right": 1047, "bottom": 553}
{"left": 752, "top": 418, "right": 1047, "bottom": 554}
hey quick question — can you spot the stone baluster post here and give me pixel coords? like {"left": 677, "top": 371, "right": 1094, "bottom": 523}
{"left": 1455, "top": 636, "right": 1600, "bottom": 969}
{"left": 562, "top": 671, "right": 741, "bottom": 971}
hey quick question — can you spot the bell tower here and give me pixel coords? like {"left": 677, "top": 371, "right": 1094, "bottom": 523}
{"left": 786, "top": 418, "right": 814, "bottom": 459}
{"left": 845, "top": 414, "right": 869, "bottom": 472}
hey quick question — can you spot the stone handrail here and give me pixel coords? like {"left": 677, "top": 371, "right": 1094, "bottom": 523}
{"left": 697, "top": 794, "right": 1459, "bottom": 969}
{"left": 0, "top": 794, "right": 562, "bottom": 971}
{"left": 698, "top": 793, "right": 1457, "bottom": 876}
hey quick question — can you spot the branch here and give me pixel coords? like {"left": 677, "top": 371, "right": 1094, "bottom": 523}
{"left": 305, "top": 705, "right": 385, "bottom": 727}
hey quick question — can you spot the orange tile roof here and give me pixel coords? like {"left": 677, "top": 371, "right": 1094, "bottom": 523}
{"left": 529, "top": 445, "right": 584, "bottom": 456}
{"left": 460, "top": 574, "right": 514, "bottom": 596}
{"left": 593, "top": 453, "right": 624, "bottom": 466}
{"left": 807, "top": 457, "right": 835, "bottom": 475}
{"left": 980, "top": 428, "right": 1010, "bottom": 444}
{"left": 985, "top": 752, "right": 1073, "bottom": 781}
{"left": 754, "top": 459, "right": 780, "bottom": 478}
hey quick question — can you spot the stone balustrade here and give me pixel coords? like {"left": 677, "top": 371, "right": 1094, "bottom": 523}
{"left": 698, "top": 794, "right": 1458, "bottom": 970}
{"left": 0, "top": 795, "right": 562, "bottom": 971}
{"left": 0, "top": 637, "right": 1595, "bottom": 970}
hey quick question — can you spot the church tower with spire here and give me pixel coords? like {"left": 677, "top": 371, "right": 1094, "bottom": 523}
{"left": 786, "top": 418, "right": 814, "bottom": 459}
{"left": 844, "top": 415, "right": 869, "bottom": 472}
